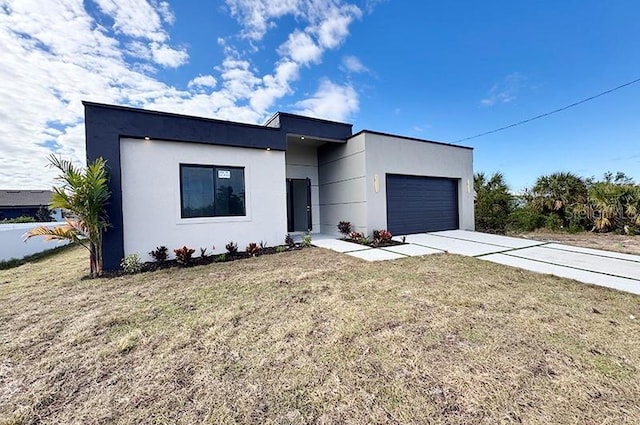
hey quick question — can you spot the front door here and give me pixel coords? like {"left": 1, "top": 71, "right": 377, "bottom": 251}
{"left": 287, "top": 178, "right": 312, "bottom": 232}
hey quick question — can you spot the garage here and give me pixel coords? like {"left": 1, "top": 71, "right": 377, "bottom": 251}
{"left": 386, "top": 174, "right": 459, "bottom": 235}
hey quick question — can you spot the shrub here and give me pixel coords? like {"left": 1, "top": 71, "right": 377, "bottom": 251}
{"left": 120, "top": 254, "right": 142, "bottom": 274}
{"left": 337, "top": 221, "right": 352, "bottom": 235}
{"left": 544, "top": 213, "right": 563, "bottom": 231}
{"left": 199, "top": 247, "right": 208, "bottom": 257}
{"left": 359, "top": 236, "right": 370, "bottom": 245}
{"left": 301, "top": 233, "right": 312, "bottom": 248}
{"left": 347, "top": 231, "right": 363, "bottom": 240}
{"left": 149, "top": 246, "right": 168, "bottom": 262}
{"left": 1, "top": 215, "right": 35, "bottom": 223}
{"left": 375, "top": 229, "right": 392, "bottom": 242}
{"left": 508, "top": 206, "right": 544, "bottom": 232}
{"left": 174, "top": 246, "right": 195, "bottom": 266}
{"left": 285, "top": 234, "right": 295, "bottom": 247}
{"left": 474, "top": 172, "right": 514, "bottom": 234}
{"left": 225, "top": 241, "right": 238, "bottom": 255}
{"left": 246, "top": 242, "right": 260, "bottom": 256}
{"left": 259, "top": 240, "right": 268, "bottom": 250}
{"left": 276, "top": 245, "right": 286, "bottom": 253}
{"left": 214, "top": 254, "right": 227, "bottom": 263}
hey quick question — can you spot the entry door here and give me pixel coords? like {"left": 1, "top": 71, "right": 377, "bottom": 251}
{"left": 287, "top": 178, "right": 312, "bottom": 232}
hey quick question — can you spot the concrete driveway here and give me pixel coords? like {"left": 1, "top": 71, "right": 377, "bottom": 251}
{"left": 311, "top": 230, "right": 640, "bottom": 295}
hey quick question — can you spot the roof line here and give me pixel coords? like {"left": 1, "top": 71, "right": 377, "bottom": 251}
{"left": 270, "top": 111, "right": 353, "bottom": 127}
{"left": 351, "top": 129, "right": 473, "bottom": 150}
{"left": 82, "top": 101, "right": 280, "bottom": 132}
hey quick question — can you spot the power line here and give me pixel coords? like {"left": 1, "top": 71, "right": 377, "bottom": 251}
{"left": 455, "top": 76, "right": 640, "bottom": 143}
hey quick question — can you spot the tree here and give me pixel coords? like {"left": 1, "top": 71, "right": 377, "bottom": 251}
{"left": 531, "top": 172, "right": 588, "bottom": 228}
{"left": 26, "top": 155, "right": 111, "bottom": 277}
{"left": 474, "top": 172, "right": 513, "bottom": 234}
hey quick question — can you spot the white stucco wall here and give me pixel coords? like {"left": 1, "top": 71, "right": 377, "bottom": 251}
{"left": 285, "top": 142, "right": 320, "bottom": 233}
{"left": 0, "top": 222, "right": 68, "bottom": 262}
{"left": 120, "top": 138, "right": 287, "bottom": 262}
{"left": 317, "top": 134, "right": 368, "bottom": 235}
{"left": 363, "top": 132, "right": 475, "bottom": 234}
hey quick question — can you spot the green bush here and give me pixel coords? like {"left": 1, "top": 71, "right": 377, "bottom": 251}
{"left": 544, "top": 213, "right": 563, "bottom": 231}
{"left": 508, "top": 206, "right": 544, "bottom": 232}
{"left": 474, "top": 172, "right": 513, "bottom": 234}
{"left": 1, "top": 215, "right": 36, "bottom": 223}
{"left": 120, "top": 254, "right": 142, "bottom": 274}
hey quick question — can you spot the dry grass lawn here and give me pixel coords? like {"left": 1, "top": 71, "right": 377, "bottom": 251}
{"left": 1, "top": 245, "right": 639, "bottom": 424}
{"left": 513, "top": 230, "right": 640, "bottom": 256}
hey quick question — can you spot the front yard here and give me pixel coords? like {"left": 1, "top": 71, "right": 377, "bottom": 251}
{"left": 1, "top": 246, "right": 639, "bottom": 424}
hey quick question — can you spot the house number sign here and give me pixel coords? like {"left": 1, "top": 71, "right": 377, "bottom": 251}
{"left": 218, "top": 170, "right": 231, "bottom": 179}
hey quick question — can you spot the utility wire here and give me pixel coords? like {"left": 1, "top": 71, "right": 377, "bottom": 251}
{"left": 455, "top": 76, "right": 640, "bottom": 143}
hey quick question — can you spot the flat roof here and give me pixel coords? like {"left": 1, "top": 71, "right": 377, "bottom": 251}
{"left": 351, "top": 130, "right": 473, "bottom": 150}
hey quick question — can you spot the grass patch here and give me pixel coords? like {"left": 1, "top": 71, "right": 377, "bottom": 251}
{"left": 0, "top": 245, "right": 639, "bottom": 423}
{"left": 0, "top": 244, "right": 73, "bottom": 271}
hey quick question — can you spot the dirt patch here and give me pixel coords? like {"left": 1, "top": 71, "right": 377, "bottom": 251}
{"left": 512, "top": 230, "right": 640, "bottom": 255}
{"left": 1, "top": 246, "right": 639, "bottom": 424}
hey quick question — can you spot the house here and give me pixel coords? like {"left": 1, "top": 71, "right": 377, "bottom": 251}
{"left": 0, "top": 190, "right": 62, "bottom": 221}
{"left": 84, "top": 102, "right": 474, "bottom": 270}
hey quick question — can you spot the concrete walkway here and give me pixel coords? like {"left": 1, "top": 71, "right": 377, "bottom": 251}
{"left": 309, "top": 230, "right": 640, "bottom": 296}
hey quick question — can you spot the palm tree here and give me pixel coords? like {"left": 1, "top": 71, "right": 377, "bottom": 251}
{"left": 26, "top": 155, "right": 110, "bottom": 277}
{"left": 531, "top": 172, "right": 588, "bottom": 226}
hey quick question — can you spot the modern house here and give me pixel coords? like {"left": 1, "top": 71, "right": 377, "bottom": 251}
{"left": 0, "top": 190, "right": 62, "bottom": 221}
{"left": 84, "top": 102, "right": 474, "bottom": 270}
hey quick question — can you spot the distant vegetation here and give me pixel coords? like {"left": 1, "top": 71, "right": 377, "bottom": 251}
{"left": 475, "top": 171, "right": 640, "bottom": 235}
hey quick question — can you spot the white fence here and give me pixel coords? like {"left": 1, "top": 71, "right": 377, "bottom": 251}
{"left": 0, "top": 222, "right": 69, "bottom": 262}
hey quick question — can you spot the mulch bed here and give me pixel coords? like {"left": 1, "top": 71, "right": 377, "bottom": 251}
{"left": 341, "top": 238, "right": 406, "bottom": 248}
{"left": 97, "top": 244, "right": 308, "bottom": 279}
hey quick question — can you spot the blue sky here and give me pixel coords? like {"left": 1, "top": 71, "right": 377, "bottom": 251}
{"left": 1, "top": 0, "right": 639, "bottom": 190}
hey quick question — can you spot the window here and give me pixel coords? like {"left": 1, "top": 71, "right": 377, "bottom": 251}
{"left": 180, "top": 164, "right": 245, "bottom": 218}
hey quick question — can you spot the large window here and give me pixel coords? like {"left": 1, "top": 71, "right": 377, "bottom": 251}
{"left": 180, "top": 164, "right": 246, "bottom": 218}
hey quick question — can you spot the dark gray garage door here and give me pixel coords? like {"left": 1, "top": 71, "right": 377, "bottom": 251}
{"left": 386, "top": 174, "right": 459, "bottom": 235}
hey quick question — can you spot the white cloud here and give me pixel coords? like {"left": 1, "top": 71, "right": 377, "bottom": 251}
{"left": 481, "top": 72, "right": 525, "bottom": 106}
{"left": 149, "top": 42, "right": 188, "bottom": 68}
{"left": 225, "top": 0, "right": 301, "bottom": 41}
{"left": 0, "top": 0, "right": 371, "bottom": 188}
{"left": 293, "top": 79, "right": 359, "bottom": 121}
{"left": 311, "top": 4, "right": 361, "bottom": 49}
{"left": 188, "top": 75, "right": 218, "bottom": 89}
{"left": 341, "top": 55, "right": 368, "bottom": 73}
{"left": 93, "top": 0, "right": 187, "bottom": 67}
{"left": 279, "top": 30, "right": 322, "bottom": 65}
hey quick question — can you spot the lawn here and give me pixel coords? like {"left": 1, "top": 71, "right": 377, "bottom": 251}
{"left": 1, "top": 246, "right": 639, "bottom": 424}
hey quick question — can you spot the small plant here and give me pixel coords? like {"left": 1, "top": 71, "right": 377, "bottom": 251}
{"left": 401, "top": 235, "right": 406, "bottom": 243}
{"left": 348, "top": 231, "right": 363, "bottom": 241}
{"left": 375, "top": 229, "right": 393, "bottom": 242}
{"left": 337, "top": 221, "right": 352, "bottom": 235}
{"left": 285, "top": 234, "right": 295, "bottom": 247}
{"left": 276, "top": 245, "right": 286, "bottom": 253}
{"left": 214, "top": 253, "right": 227, "bottom": 263}
{"left": 199, "top": 247, "right": 208, "bottom": 257}
{"left": 259, "top": 240, "right": 268, "bottom": 250}
{"left": 226, "top": 241, "right": 238, "bottom": 255}
{"left": 149, "top": 246, "right": 168, "bottom": 262}
{"left": 359, "top": 236, "right": 370, "bottom": 245}
{"left": 246, "top": 242, "right": 260, "bottom": 256}
{"left": 120, "top": 254, "right": 142, "bottom": 274}
{"left": 174, "top": 246, "right": 195, "bottom": 266}
{"left": 301, "top": 232, "right": 312, "bottom": 248}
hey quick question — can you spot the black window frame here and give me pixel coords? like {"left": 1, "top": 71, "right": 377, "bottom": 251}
{"left": 179, "top": 163, "right": 246, "bottom": 219}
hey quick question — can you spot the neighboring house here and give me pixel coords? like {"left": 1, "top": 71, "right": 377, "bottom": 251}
{"left": 84, "top": 102, "right": 474, "bottom": 270}
{"left": 0, "top": 190, "right": 62, "bottom": 221}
